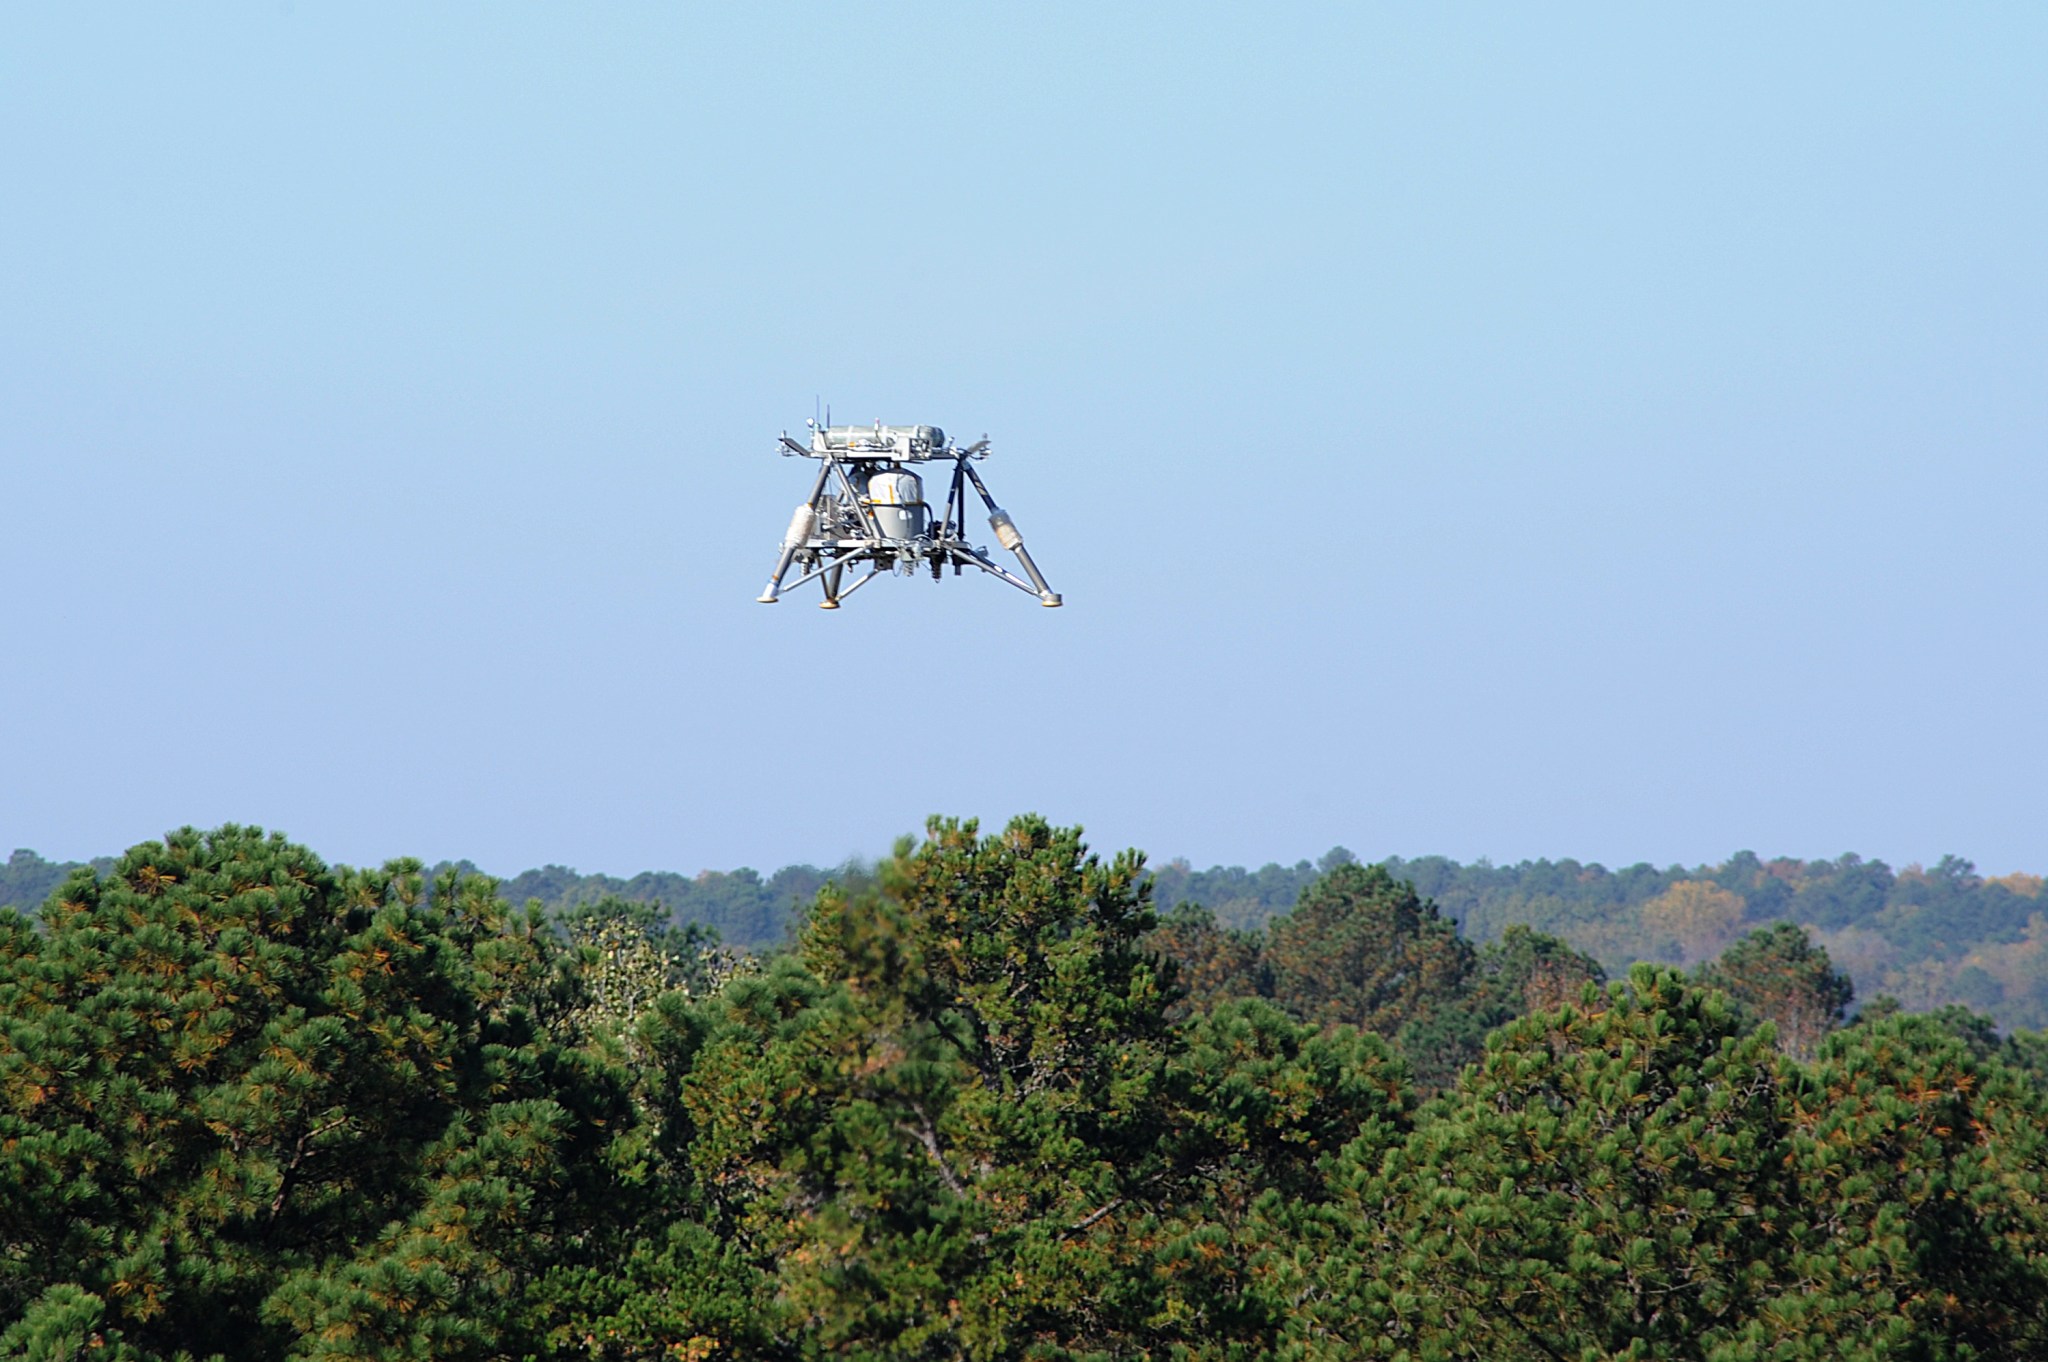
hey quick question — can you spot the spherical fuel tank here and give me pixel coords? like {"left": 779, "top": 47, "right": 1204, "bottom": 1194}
{"left": 866, "top": 469, "right": 927, "bottom": 540}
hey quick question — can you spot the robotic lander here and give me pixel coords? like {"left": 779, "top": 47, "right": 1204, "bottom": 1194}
{"left": 757, "top": 420, "right": 1062, "bottom": 609}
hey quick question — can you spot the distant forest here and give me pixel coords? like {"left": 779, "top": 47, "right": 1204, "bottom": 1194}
{"left": 8, "top": 841, "right": 2045, "bottom": 1028}
{"left": 1160, "top": 849, "right": 2048, "bottom": 1031}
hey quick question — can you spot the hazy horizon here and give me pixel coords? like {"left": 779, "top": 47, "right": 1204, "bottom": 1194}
{"left": 4, "top": 829, "right": 2028, "bottom": 887}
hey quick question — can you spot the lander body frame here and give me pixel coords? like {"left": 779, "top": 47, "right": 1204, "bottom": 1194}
{"left": 756, "top": 420, "right": 1062, "bottom": 609}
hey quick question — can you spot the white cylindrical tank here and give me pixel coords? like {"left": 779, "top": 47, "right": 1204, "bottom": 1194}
{"left": 783, "top": 504, "right": 817, "bottom": 548}
{"left": 866, "top": 469, "right": 927, "bottom": 540}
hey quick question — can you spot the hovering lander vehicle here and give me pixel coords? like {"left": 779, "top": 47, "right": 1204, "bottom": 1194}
{"left": 756, "top": 420, "right": 1062, "bottom": 609}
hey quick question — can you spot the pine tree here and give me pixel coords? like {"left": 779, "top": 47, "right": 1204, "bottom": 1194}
{"left": 1314, "top": 967, "right": 1795, "bottom": 1360}
{"left": 1263, "top": 863, "right": 1474, "bottom": 1039}
{"left": 1760, "top": 1013, "right": 2048, "bottom": 1358}
{"left": 1696, "top": 922, "right": 1854, "bottom": 1061}
{"left": 0, "top": 825, "right": 638, "bottom": 1361}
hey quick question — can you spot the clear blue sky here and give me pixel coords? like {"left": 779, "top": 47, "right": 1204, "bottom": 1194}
{"left": 3, "top": 5, "right": 2043, "bottom": 878}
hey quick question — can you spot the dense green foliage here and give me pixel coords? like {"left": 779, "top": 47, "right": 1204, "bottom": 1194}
{"left": 5, "top": 822, "right": 2048, "bottom": 1360}
{"left": 0, "top": 827, "right": 641, "bottom": 1360}
{"left": 1147, "top": 874, "right": 1606, "bottom": 1093}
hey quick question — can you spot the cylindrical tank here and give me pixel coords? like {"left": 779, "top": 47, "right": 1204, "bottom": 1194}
{"left": 987, "top": 508, "right": 1024, "bottom": 551}
{"left": 783, "top": 504, "right": 817, "bottom": 548}
{"left": 866, "top": 469, "right": 927, "bottom": 540}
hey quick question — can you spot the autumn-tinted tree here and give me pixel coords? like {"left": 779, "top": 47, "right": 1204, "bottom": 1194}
{"left": 1146, "top": 901, "right": 1267, "bottom": 1017}
{"left": 1640, "top": 878, "right": 1747, "bottom": 966}
{"left": 1697, "top": 921, "right": 1854, "bottom": 1060}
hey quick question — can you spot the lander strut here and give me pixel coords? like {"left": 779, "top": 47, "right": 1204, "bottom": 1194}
{"left": 757, "top": 421, "right": 1061, "bottom": 609}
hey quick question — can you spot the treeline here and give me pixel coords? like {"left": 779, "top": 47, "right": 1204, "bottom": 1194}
{"left": 4, "top": 819, "right": 2048, "bottom": 1360}
{"left": 1, "top": 850, "right": 850, "bottom": 953}
{"left": 1082, "top": 849, "right": 2048, "bottom": 1032}
{"left": 390, "top": 849, "right": 2048, "bottom": 1032}
{"left": 466, "top": 859, "right": 859, "bottom": 950}
{"left": 0, "top": 848, "right": 111, "bottom": 918}
{"left": 1150, "top": 866, "right": 2048, "bottom": 1091}
{"left": 10, "top": 844, "right": 2045, "bottom": 1027}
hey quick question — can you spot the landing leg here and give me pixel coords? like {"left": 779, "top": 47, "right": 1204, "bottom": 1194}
{"left": 963, "top": 464, "right": 1061, "bottom": 606}
{"left": 758, "top": 462, "right": 833, "bottom": 603}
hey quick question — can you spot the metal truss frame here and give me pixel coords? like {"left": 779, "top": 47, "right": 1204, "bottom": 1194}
{"left": 756, "top": 431, "right": 1061, "bottom": 609}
